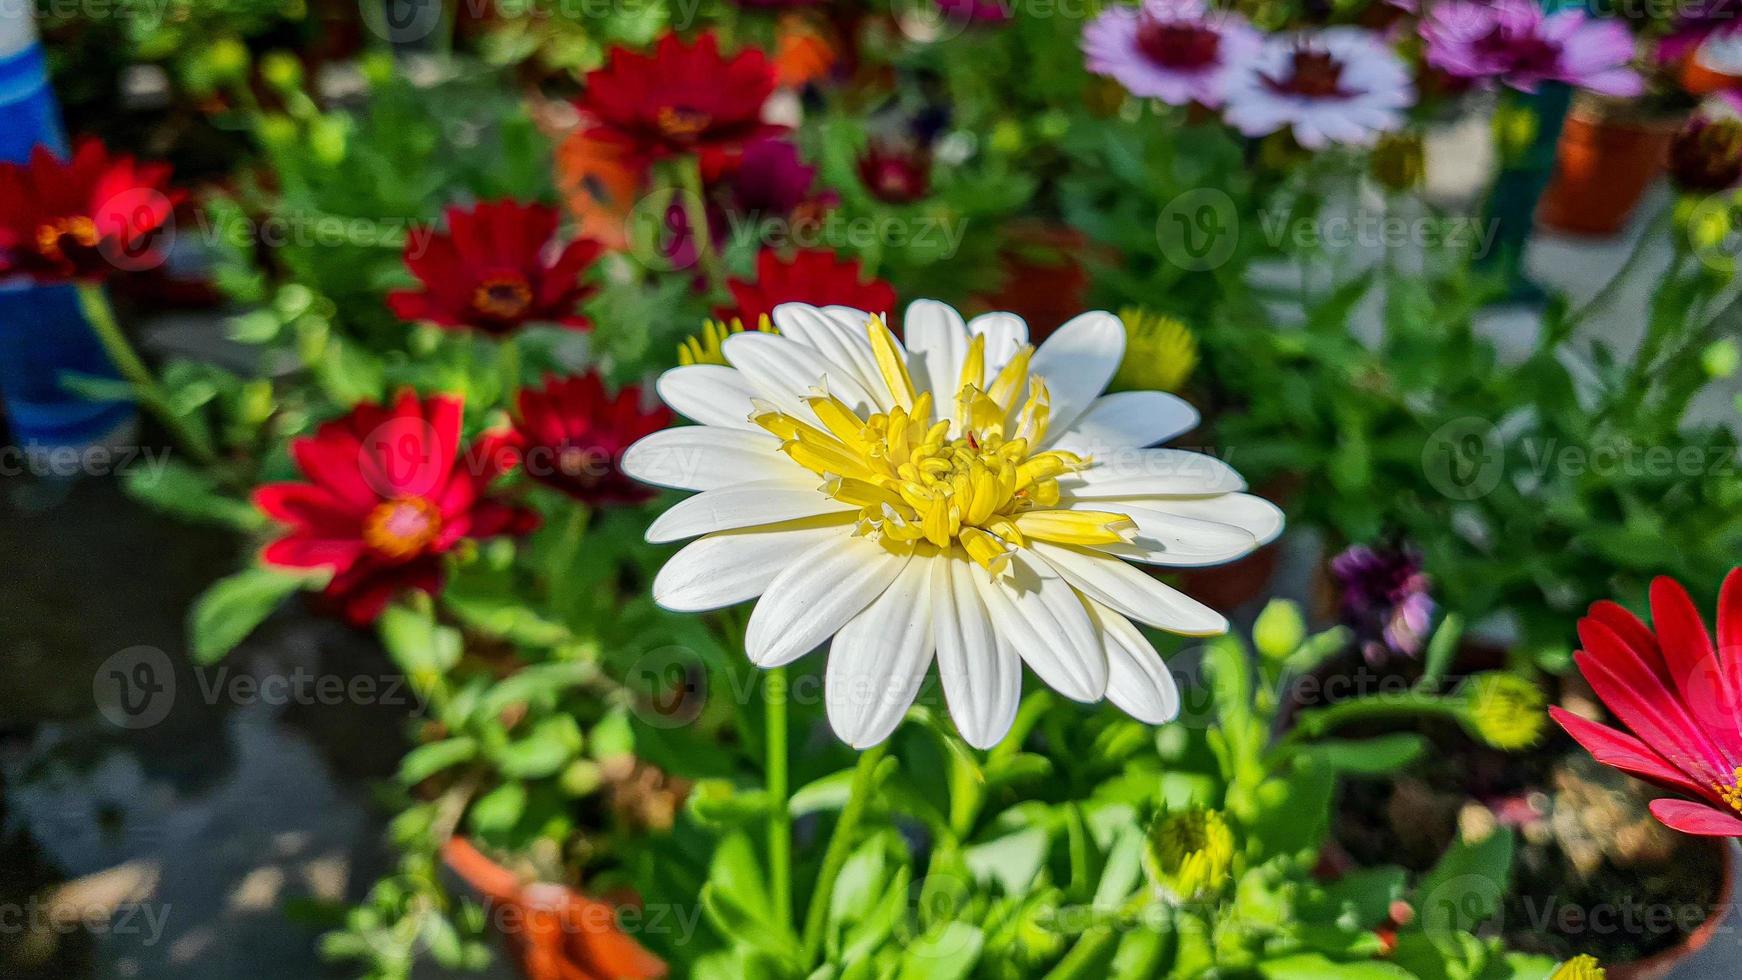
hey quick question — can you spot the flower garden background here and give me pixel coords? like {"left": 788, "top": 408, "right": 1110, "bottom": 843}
{"left": 3, "top": 0, "right": 1742, "bottom": 977}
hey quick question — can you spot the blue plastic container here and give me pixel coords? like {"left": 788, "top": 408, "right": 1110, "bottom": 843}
{"left": 0, "top": 9, "right": 135, "bottom": 452}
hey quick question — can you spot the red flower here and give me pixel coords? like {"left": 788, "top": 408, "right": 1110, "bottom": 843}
{"left": 0, "top": 139, "right": 180, "bottom": 283}
{"left": 1552, "top": 571, "right": 1742, "bottom": 836}
{"left": 442, "top": 838, "right": 668, "bottom": 980}
{"left": 578, "top": 32, "right": 786, "bottom": 171}
{"left": 254, "top": 391, "right": 538, "bottom": 625}
{"left": 857, "top": 140, "right": 931, "bottom": 204}
{"left": 719, "top": 248, "right": 897, "bottom": 328}
{"left": 388, "top": 200, "right": 603, "bottom": 336}
{"left": 510, "top": 374, "right": 672, "bottom": 506}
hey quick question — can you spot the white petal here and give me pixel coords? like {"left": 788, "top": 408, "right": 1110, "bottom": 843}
{"left": 722, "top": 331, "right": 878, "bottom": 419}
{"left": 971, "top": 551, "right": 1106, "bottom": 702}
{"left": 652, "top": 515, "right": 857, "bottom": 612}
{"left": 770, "top": 303, "right": 883, "bottom": 398}
{"left": 1077, "top": 501, "right": 1261, "bottom": 568}
{"left": 1029, "top": 541, "right": 1227, "bottom": 636}
{"left": 904, "top": 299, "right": 971, "bottom": 415}
{"left": 826, "top": 555, "right": 937, "bottom": 748}
{"left": 967, "top": 311, "right": 1029, "bottom": 382}
{"left": 621, "top": 427, "right": 788, "bottom": 491}
{"left": 1057, "top": 449, "right": 1246, "bottom": 498}
{"left": 933, "top": 557, "right": 1022, "bottom": 749}
{"left": 646, "top": 479, "right": 851, "bottom": 543}
{"left": 656, "top": 365, "right": 759, "bottom": 431}
{"left": 744, "top": 536, "right": 912, "bottom": 668}
{"left": 1045, "top": 391, "right": 1200, "bottom": 455}
{"left": 1123, "top": 493, "right": 1285, "bottom": 546}
{"left": 1086, "top": 599, "right": 1181, "bottom": 724}
{"left": 1029, "top": 311, "right": 1125, "bottom": 435}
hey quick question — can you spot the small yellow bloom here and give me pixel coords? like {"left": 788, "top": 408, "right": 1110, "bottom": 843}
{"left": 1549, "top": 954, "right": 1605, "bottom": 980}
{"left": 677, "top": 315, "right": 774, "bottom": 367}
{"left": 1112, "top": 307, "right": 1197, "bottom": 394}
{"left": 1462, "top": 673, "right": 1546, "bottom": 751}
{"left": 1144, "top": 806, "right": 1235, "bottom": 900}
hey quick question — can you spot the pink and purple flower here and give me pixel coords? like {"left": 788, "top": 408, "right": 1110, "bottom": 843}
{"left": 1081, "top": 0, "right": 1261, "bottom": 108}
{"left": 1221, "top": 27, "right": 1414, "bottom": 149}
{"left": 1330, "top": 543, "right": 1435, "bottom": 665}
{"left": 1421, "top": 0, "right": 1642, "bottom": 97}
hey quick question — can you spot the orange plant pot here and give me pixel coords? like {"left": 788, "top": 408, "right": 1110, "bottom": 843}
{"left": 1537, "top": 99, "right": 1683, "bottom": 238}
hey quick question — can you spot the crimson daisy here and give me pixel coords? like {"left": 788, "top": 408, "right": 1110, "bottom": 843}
{"left": 388, "top": 200, "right": 603, "bottom": 336}
{"left": 254, "top": 391, "right": 538, "bottom": 625}
{"left": 718, "top": 248, "right": 897, "bottom": 329}
{"left": 0, "top": 139, "right": 180, "bottom": 282}
{"left": 1552, "top": 570, "right": 1742, "bottom": 836}
{"left": 509, "top": 374, "right": 673, "bottom": 506}
{"left": 577, "top": 32, "right": 787, "bottom": 170}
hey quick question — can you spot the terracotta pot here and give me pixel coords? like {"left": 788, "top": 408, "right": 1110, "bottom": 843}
{"left": 441, "top": 838, "right": 668, "bottom": 980}
{"left": 1608, "top": 839, "right": 1738, "bottom": 980}
{"left": 1536, "top": 97, "right": 1684, "bottom": 237}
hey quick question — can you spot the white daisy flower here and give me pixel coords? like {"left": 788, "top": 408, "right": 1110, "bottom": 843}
{"left": 1221, "top": 27, "right": 1415, "bottom": 150}
{"left": 623, "top": 300, "right": 1282, "bottom": 749}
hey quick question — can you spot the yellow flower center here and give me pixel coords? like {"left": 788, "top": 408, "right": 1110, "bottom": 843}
{"left": 35, "top": 216, "right": 100, "bottom": 262}
{"left": 656, "top": 106, "right": 713, "bottom": 141}
{"left": 472, "top": 275, "right": 534, "bottom": 321}
{"left": 753, "top": 316, "right": 1135, "bottom": 574}
{"left": 363, "top": 497, "right": 443, "bottom": 559}
{"left": 1716, "top": 768, "right": 1742, "bottom": 814}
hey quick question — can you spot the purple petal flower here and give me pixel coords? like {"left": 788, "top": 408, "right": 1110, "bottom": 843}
{"left": 1081, "top": 0, "right": 1262, "bottom": 108}
{"left": 1220, "top": 27, "right": 1414, "bottom": 149}
{"left": 1330, "top": 543, "right": 1436, "bottom": 664}
{"left": 1421, "top": 0, "right": 1643, "bottom": 96}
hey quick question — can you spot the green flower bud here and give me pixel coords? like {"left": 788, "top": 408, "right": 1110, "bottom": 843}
{"left": 558, "top": 759, "right": 603, "bottom": 796}
{"left": 989, "top": 120, "right": 1024, "bottom": 155}
{"left": 1493, "top": 102, "right": 1539, "bottom": 166}
{"left": 206, "top": 37, "right": 250, "bottom": 84}
{"left": 1704, "top": 339, "right": 1740, "bottom": 378}
{"left": 1549, "top": 955, "right": 1605, "bottom": 980}
{"left": 1460, "top": 672, "right": 1546, "bottom": 751}
{"left": 360, "top": 50, "right": 396, "bottom": 88}
{"left": 1144, "top": 806, "right": 1236, "bottom": 900}
{"left": 309, "top": 117, "right": 349, "bottom": 166}
{"left": 1253, "top": 600, "right": 1307, "bottom": 661}
{"left": 257, "top": 114, "right": 298, "bottom": 148}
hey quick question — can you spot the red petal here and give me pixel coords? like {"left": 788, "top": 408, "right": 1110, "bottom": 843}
{"left": 253, "top": 482, "right": 362, "bottom": 530}
{"left": 1586, "top": 599, "right": 1669, "bottom": 682}
{"left": 263, "top": 534, "right": 365, "bottom": 570}
{"left": 1575, "top": 644, "right": 1731, "bottom": 788}
{"left": 1719, "top": 569, "right": 1742, "bottom": 738}
{"left": 1651, "top": 576, "right": 1742, "bottom": 762}
{"left": 1649, "top": 799, "right": 1742, "bottom": 837}
{"left": 1550, "top": 706, "right": 1706, "bottom": 797}
{"left": 292, "top": 436, "right": 381, "bottom": 511}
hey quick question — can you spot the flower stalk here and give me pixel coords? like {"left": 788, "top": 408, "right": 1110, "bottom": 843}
{"left": 75, "top": 282, "right": 218, "bottom": 465}
{"left": 800, "top": 742, "right": 890, "bottom": 967}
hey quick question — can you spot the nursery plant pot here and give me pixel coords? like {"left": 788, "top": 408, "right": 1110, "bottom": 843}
{"left": 441, "top": 837, "right": 668, "bottom": 980}
{"left": 1606, "top": 840, "right": 1737, "bottom": 980}
{"left": 1536, "top": 95, "right": 1685, "bottom": 238}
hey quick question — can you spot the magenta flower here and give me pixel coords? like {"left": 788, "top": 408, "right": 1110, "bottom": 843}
{"left": 1221, "top": 27, "right": 1414, "bottom": 149}
{"left": 1421, "top": 0, "right": 1642, "bottom": 97}
{"left": 1330, "top": 544, "right": 1435, "bottom": 665}
{"left": 1081, "top": 0, "right": 1262, "bottom": 108}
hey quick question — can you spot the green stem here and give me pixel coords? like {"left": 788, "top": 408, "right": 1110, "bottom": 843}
{"left": 1273, "top": 692, "right": 1462, "bottom": 760}
{"left": 1558, "top": 205, "right": 1671, "bottom": 343}
{"left": 499, "top": 337, "right": 522, "bottom": 407}
{"left": 766, "top": 666, "right": 793, "bottom": 930}
{"left": 1043, "top": 892, "right": 1159, "bottom": 980}
{"left": 800, "top": 742, "right": 890, "bottom": 966}
{"left": 676, "top": 156, "right": 726, "bottom": 297}
{"left": 76, "top": 283, "right": 217, "bottom": 465}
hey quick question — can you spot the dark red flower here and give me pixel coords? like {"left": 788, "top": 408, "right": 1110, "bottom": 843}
{"left": 857, "top": 139, "right": 931, "bottom": 204}
{"left": 577, "top": 32, "right": 786, "bottom": 171}
{"left": 388, "top": 200, "right": 603, "bottom": 336}
{"left": 718, "top": 248, "right": 897, "bottom": 327}
{"left": 510, "top": 374, "right": 672, "bottom": 506}
{"left": 1552, "top": 571, "right": 1742, "bottom": 837}
{"left": 0, "top": 139, "right": 181, "bottom": 283}
{"left": 254, "top": 391, "right": 538, "bottom": 625}
{"left": 1670, "top": 115, "right": 1742, "bottom": 193}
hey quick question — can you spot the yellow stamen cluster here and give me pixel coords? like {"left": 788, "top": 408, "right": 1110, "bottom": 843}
{"left": 1716, "top": 767, "right": 1742, "bottom": 814}
{"left": 471, "top": 275, "right": 534, "bottom": 320}
{"left": 1112, "top": 307, "right": 1198, "bottom": 394}
{"left": 1548, "top": 954, "right": 1605, "bottom": 980}
{"left": 36, "top": 216, "right": 100, "bottom": 262}
{"left": 678, "top": 315, "right": 774, "bottom": 367}
{"left": 656, "top": 106, "right": 713, "bottom": 140}
{"left": 1461, "top": 672, "right": 1547, "bottom": 751}
{"left": 1144, "top": 806, "right": 1236, "bottom": 900}
{"left": 363, "top": 497, "right": 443, "bottom": 559}
{"left": 753, "top": 316, "right": 1134, "bottom": 573}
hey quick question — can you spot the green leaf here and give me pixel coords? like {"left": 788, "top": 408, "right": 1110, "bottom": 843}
{"left": 1416, "top": 830, "right": 1514, "bottom": 939}
{"left": 467, "top": 782, "right": 526, "bottom": 834}
{"left": 122, "top": 460, "right": 263, "bottom": 530}
{"left": 492, "top": 715, "right": 583, "bottom": 779}
{"left": 1257, "top": 953, "right": 1414, "bottom": 978}
{"left": 897, "top": 922, "right": 983, "bottom": 980}
{"left": 398, "top": 737, "right": 478, "bottom": 785}
{"left": 187, "top": 567, "right": 308, "bottom": 663}
{"left": 378, "top": 603, "right": 464, "bottom": 680}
